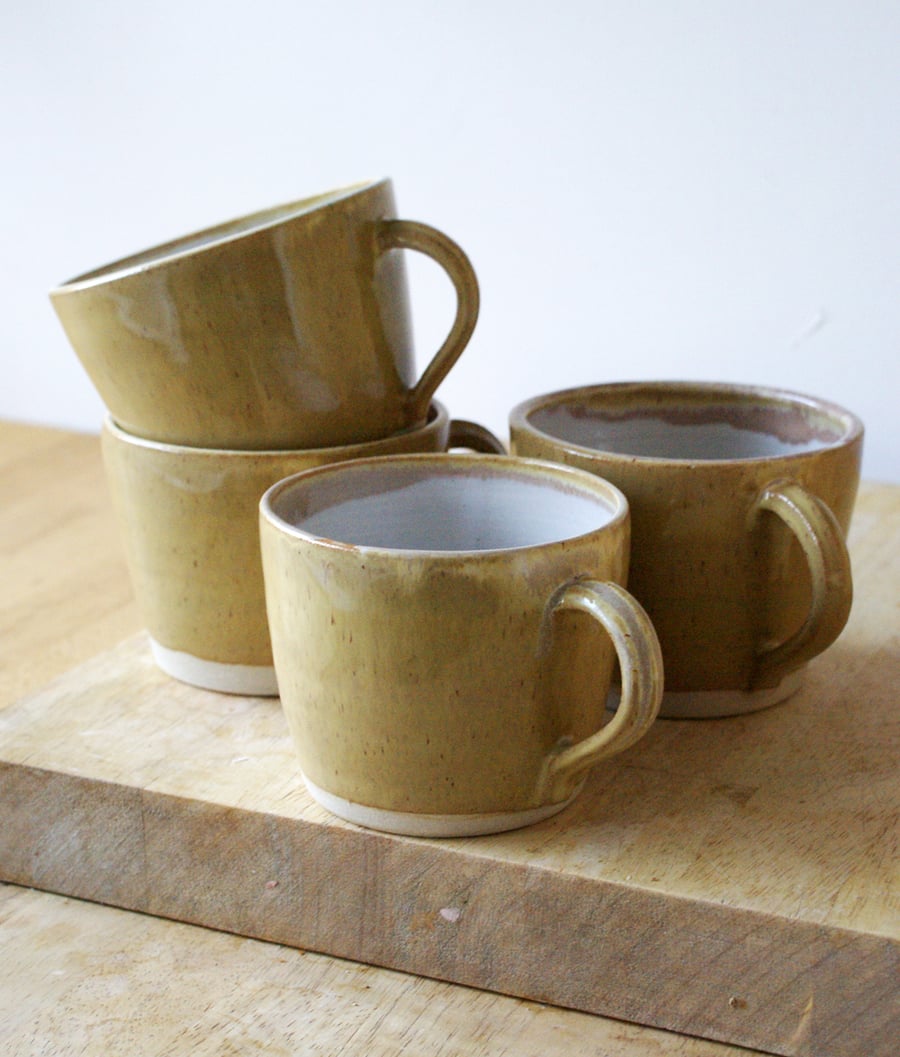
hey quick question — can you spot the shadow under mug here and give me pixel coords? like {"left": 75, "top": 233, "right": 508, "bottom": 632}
{"left": 101, "top": 403, "right": 505, "bottom": 695}
{"left": 260, "top": 454, "right": 663, "bottom": 836}
{"left": 53, "top": 178, "right": 479, "bottom": 450}
{"left": 510, "top": 381, "right": 863, "bottom": 718}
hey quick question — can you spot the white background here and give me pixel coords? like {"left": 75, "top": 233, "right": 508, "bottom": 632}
{"left": 3, "top": 1, "right": 898, "bottom": 480}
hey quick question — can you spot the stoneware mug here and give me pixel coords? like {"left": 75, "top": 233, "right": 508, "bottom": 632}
{"left": 510, "top": 381, "right": 863, "bottom": 718}
{"left": 259, "top": 454, "right": 663, "bottom": 837}
{"left": 52, "top": 179, "right": 479, "bottom": 449}
{"left": 102, "top": 404, "right": 504, "bottom": 695}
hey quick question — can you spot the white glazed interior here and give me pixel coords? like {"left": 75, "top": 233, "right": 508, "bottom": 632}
{"left": 525, "top": 388, "right": 857, "bottom": 462}
{"left": 269, "top": 460, "right": 620, "bottom": 552}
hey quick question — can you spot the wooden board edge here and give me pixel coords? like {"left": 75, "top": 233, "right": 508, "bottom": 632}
{"left": 1, "top": 760, "right": 896, "bottom": 1057}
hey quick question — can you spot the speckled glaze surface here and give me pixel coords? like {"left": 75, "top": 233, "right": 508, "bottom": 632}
{"left": 52, "top": 179, "right": 479, "bottom": 449}
{"left": 101, "top": 404, "right": 502, "bottom": 695}
{"left": 259, "top": 455, "right": 663, "bottom": 835}
{"left": 510, "top": 382, "right": 864, "bottom": 716}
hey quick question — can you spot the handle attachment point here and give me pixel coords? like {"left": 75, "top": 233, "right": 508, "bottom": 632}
{"left": 750, "top": 479, "right": 852, "bottom": 689}
{"left": 536, "top": 579, "right": 663, "bottom": 803}
{"left": 377, "top": 219, "right": 480, "bottom": 424}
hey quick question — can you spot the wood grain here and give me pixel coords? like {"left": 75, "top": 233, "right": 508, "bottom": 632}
{"left": 0, "top": 883, "right": 751, "bottom": 1057}
{"left": 0, "top": 422, "right": 140, "bottom": 705}
{"left": 2, "top": 422, "right": 897, "bottom": 1056}
{"left": 1, "top": 473, "right": 897, "bottom": 1055}
{"left": 0, "top": 422, "right": 759, "bottom": 1057}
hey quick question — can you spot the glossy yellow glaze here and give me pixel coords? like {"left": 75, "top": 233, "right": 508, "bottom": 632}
{"left": 51, "top": 179, "right": 479, "bottom": 449}
{"left": 100, "top": 404, "right": 500, "bottom": 681}
{"left": 510, "top": 382, "right": 863, "bottom": 709}
{"left": 259, "top": 455, "right": 662, "bottom": 828}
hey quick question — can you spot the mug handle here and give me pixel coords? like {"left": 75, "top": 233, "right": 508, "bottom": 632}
{"left": 536, "top": 580, "right": 663, "bottom": 804}
{"left": 448, "top": 419, "right": 507, "bottom": 454}
{"left": 749, "top": 479, "right": 853, "bottom": 689}
{"left": 377, "top": 219, "right": 479, "bottom": 424}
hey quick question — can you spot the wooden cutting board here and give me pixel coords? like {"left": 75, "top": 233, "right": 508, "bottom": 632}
{"left": 1, "top": 487, "right": 897, "bottom": 1057}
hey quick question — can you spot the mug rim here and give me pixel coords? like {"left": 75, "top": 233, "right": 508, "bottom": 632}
{"left": 260, "top": 452, "right": 630, "bottom": 559}
{"left": 102, "top": 401, "right": 445, "bottom": 459}
{"left": 51, "top": 177, "right": 388, "bottom": 293}
{"left": 509, "top": 380, "right": 864, "bottom": 467}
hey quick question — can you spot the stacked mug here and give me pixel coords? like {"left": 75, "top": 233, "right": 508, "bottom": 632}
{"left": 50, "top": 179, "right": 505, "bottom": 697}
{"left": 51, "top": 180, "right": 864, "bottom": 839}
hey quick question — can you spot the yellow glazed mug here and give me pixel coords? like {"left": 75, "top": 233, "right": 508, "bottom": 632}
{"left": 260, "top": 454, "right": 663, "bottom": 836}
{"left": 510, "top": 381, "right": 863, "bottom": 717}
{"left": 53, "top": 179, "right": 479, "bottom": 449}
{"left": 102, "top": 404, "right": 504, "bottom": 695}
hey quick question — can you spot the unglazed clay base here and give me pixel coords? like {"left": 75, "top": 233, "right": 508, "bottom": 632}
{"left": 659, "top": 669, "right": 805, "bottom": 718}
{"left": 149, "top": 639, "right": 279, "bottom": 697}
{"left": 303, "top": 775, "right": 585, "bottom": 838}
{"left": 607, "top": 668, "right": 804, "bottom": 719}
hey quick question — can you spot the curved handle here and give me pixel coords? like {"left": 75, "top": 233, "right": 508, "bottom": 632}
{"left": 448, "top": 419, "right": 507, "bottom": 454}
{"left": 536, "top": 580, "right": 663, "bottom": 803}
{"left": 750, "top": 479, "right": 853, "bottom": 689}
{"left": 377, "top": 219, "right": 479, "bottom": 423}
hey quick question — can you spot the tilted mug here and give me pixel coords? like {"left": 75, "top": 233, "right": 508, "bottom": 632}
{"left": 53, "top": 179, "right": 479, "bottom": 449}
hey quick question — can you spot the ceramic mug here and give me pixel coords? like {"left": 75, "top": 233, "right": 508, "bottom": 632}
{"left": 259, "top": 454, "right": 663, "bottom": 836}
{"left": 510, "top": 381, "right": 863, "bottom": 717}
{"left": 52, "top": 179, "right": 479, "bottom": 449}
{"left": 101, "top": 404, "right": 504, "bottom": 695}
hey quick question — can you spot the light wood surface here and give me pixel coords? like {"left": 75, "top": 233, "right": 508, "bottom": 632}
{"left": 2, "top": 630, "right": 897, "bottom": 1054}
{"left": 0, "top": 422, "right": 140, "bottom": 705}
{"left": 2, "top": 421, "right": 896, "bottom": 1056}
{"left": 0, "top": 884, "right": 750, "bottom": 1057}
{"left": 0, "top": 421, "right": 756, "bottom": 1057}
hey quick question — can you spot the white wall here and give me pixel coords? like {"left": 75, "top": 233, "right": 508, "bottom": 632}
{"left": 4, "top": 1, "right": 897, "bottom": 480}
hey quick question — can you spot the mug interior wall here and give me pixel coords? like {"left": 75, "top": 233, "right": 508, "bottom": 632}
{"left": 528, "top": 390, "right": 854, "bottom": 461}
{"left": 270, "top": 463, "right": 617, "bottom": 552}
